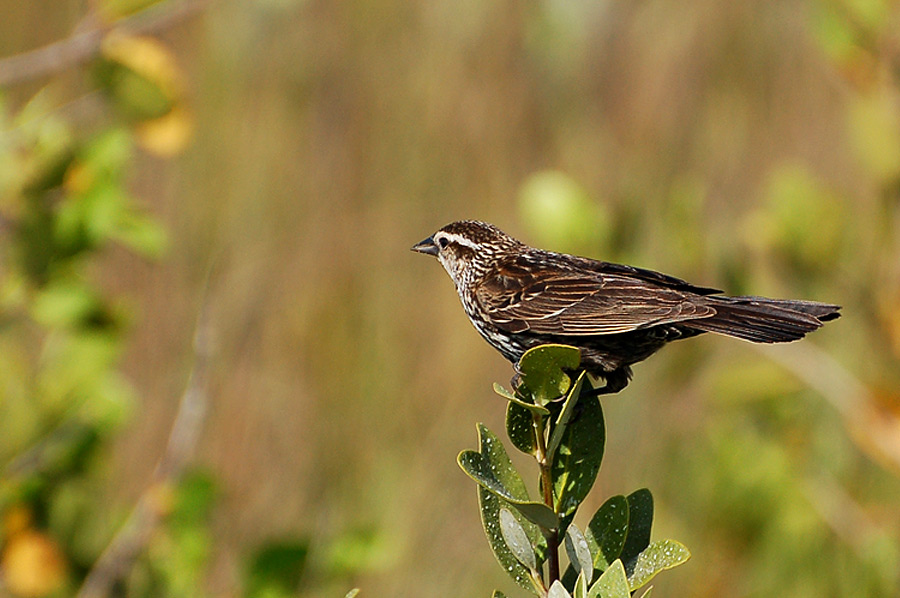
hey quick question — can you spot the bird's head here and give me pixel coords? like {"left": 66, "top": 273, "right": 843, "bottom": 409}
{"left": 412, "top": 220, "right": 522, "bottom": 286}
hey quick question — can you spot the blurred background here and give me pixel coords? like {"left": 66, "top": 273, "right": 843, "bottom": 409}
{"left": 1, "top": 0, "right": 900, "bottom": 597}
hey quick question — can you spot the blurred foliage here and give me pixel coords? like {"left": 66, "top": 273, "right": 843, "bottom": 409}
{"left": 1, "top": 0, "right": 900, "bottom": 597}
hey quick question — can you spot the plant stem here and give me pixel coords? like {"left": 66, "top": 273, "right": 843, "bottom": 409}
{"left": 533, "top": 412, "right": 559, "bottom": 583}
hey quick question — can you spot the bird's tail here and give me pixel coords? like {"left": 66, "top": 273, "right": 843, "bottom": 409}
{"left": 684, "top": 296, "right": 841, "bottom": 343}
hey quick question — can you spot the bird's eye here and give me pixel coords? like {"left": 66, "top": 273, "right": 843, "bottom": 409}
{"left": 438, "top": 236, "right": 450, "bottom": 249}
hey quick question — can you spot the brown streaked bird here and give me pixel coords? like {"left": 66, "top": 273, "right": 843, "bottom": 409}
{"left": 412, "top": 220, "right": 840, "bottom": 394}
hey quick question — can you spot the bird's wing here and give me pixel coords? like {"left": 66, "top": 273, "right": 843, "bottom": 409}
{"left": 474, "top": 259, "right": 716, "bottom": 335}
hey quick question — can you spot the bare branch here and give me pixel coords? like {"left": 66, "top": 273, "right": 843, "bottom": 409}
{"left": 76, "top": 293, "right": 215, "bottom": 598}
{"left": 0, "top": 0, "right": 210, "bottom": 87}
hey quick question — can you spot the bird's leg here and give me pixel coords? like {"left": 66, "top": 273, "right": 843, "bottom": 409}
{"left": 509, "top": 360, "right": 525, "bottom": 394}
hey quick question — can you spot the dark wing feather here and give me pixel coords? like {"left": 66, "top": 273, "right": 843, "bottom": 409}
{"left": 475, "top": 257, "right": 716, "bottom": 336}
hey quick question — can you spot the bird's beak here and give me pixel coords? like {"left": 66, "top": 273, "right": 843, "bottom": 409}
{"left": 411, "top": 236, "right": 439, "bottom": 256}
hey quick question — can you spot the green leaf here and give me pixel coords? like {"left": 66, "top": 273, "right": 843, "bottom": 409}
{"left": 565, "top": 523, "right": 593, "bottom": 585}
{"left": 459, "top": 450, "right": 558, "bottom": 529}
{"left": 548, "top": 580, "right": 573, "bottom": 598}
{"left": 112, "top": 209, "right": 169, "bottom": 258}
{"left": 245, "top": 540, "right": 309, "bottom": 598}
{"left": 491, "top": 592, "right": 509, "bottom": 598}
{"left": 458, "top": 425, "right": 558, "bottom": 529}
{"left": 620, "top": 490, "right": 653, "bottom": 576}
{"left": 637, "top": 587, "right": 652, "bottom": 598}
{"left": 96, "top": 54, "right": 175, "bottom": 122}
{"left": 478, "top": 486, "right": 544, "bottom": 595}
{"left": 495, "top": 383, "right": 552, "bottom": 416}
{"left": 172, "top": 470, "right": 218, "bottom": 527}
{"left": 573, "top": 571, "right": 588, "bottom": 598}
{"left": 466, "top": 425, "right": 547, "bottom": 594}
{"left": 493, "top": 382, "right": 516, "bottom": 400}
{"left": 587, "top": 559, "right": 629, "bottom": 598}
{"left": 499, "top": 508, "right": 536, "bottom": 571}
{"left": 345, "top": 590, "right": 360, "bottom": 598}
{"left": 506, "top": 401, "right": 538, "bottom": 455}
{"left": 627, "top": 540, "right": 691, "bottom": 591}
{"left": 31, "top": 280, "right": 103, "bottom": 328}
{"left": 551, "top": 393, "right": 605, "bottom": 527}
{"left": 518, "top": 170, "right": 612, "bottom": 255}
{"left": 585, "top": 495, "right": 629, "bottom": 571}
{"left": 547, "top": 371, "right": 586, "bottom": 459}
{"left": 517, "top": 344, "right": 581, "bottom": 405}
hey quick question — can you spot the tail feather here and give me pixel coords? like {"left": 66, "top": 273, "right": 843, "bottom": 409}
{"left": 685, "top": 296, "right": 841, "bottom": 343}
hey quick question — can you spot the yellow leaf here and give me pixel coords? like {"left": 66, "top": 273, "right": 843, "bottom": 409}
{"left": 101, "top": 32, "right": 184, "bottom": 99}
{"left": 1, "top": 530, "right": 67, "bottom": 597}
{"left": 135, "top": 104, "right": 193, "bottom": 156}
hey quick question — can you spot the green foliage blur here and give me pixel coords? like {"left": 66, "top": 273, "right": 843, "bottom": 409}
{"left": 1, "top": 0, "right": 900, "bottom": 597}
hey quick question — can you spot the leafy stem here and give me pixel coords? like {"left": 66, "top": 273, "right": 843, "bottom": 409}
{"left": 460, "top": 345, "right": 691, "bottom": 598}
{"left": 534, "top": 411, "right": 560, "bottom": 584}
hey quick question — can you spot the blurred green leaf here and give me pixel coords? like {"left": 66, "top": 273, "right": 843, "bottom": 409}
{"left": 56, "top": 183, "right": 127, "bottom": 252}
{"left": 78, "top": 371, "right": 137, "bottom": 430}
{"left": 244, "top": 539, "right": 309, "bottom": 598}
{"left": 324, "top": 525, "right": 392, "bottom": 575}
{"left": 847, "top": 90, "right": 900, "bottom": 184}
{"left": 37, "top": 331, "right": 122, "bottom": 410}
{"left": 627, "top": 540, "right": 690, "bottom": 591}
{"left": 551, "top": 393, "right": 605, "bottom": 527}
{"left": 14, "top": 423, "right": 101, "bottom": 481}
{"left": 745, "top": 164, "right": 847, "bottom": 271}
{"left": 17, "top": 110, "right": 75, "bottom": 196}
{"left": 811, "top": 1, "right": 858, "bottom": 64}
{"left": 31, "top": 280, "right": 102, "bottom": 328}
{"left": 620, "top": 490, "right": 653, "bottom": 576}
{"left": 491, "top": 591, "right": 509, "bottom": 598}
{"left": 76, "top": 127, "right": 133, "bottom": 178}
{"left": 96, "top": 57, "right": 175, "bottom": 122}
{"left": 585, "top": 495, "right": 629, "bottom": 571}
{"left": 111, "top": 209, "right": 169, "bottom": 258}
{"left": 171, "top": 470, "right": 218, "bottom": 527}
{"left": 517, "top": 345, "right": 580, "bottom": 405}
{"left": 587, "top": 559, "right": 629, "bottom": 598}
{"left": 519, "top": 170, "right": 612, "bottom": 255}
{"left": 101, "top": 0, "right": 166, "bottom": 20}
{"left": 148, "top": 471, "right": 218, "bottom": 597}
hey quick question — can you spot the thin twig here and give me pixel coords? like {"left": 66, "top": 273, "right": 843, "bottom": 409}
{"left": 76, "top": 295, "right": 215, "bottom": 598}
{"left": 0, "top": 0, "right": 210, "bottom": 87}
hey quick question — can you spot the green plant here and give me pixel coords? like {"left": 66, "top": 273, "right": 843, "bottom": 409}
{"left": 459, "top": 345, "right": 690, "bottom": 597}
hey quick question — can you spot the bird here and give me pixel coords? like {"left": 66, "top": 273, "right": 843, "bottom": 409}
{"left": 412, "top": 220, "right": 841, "bottom": 394}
